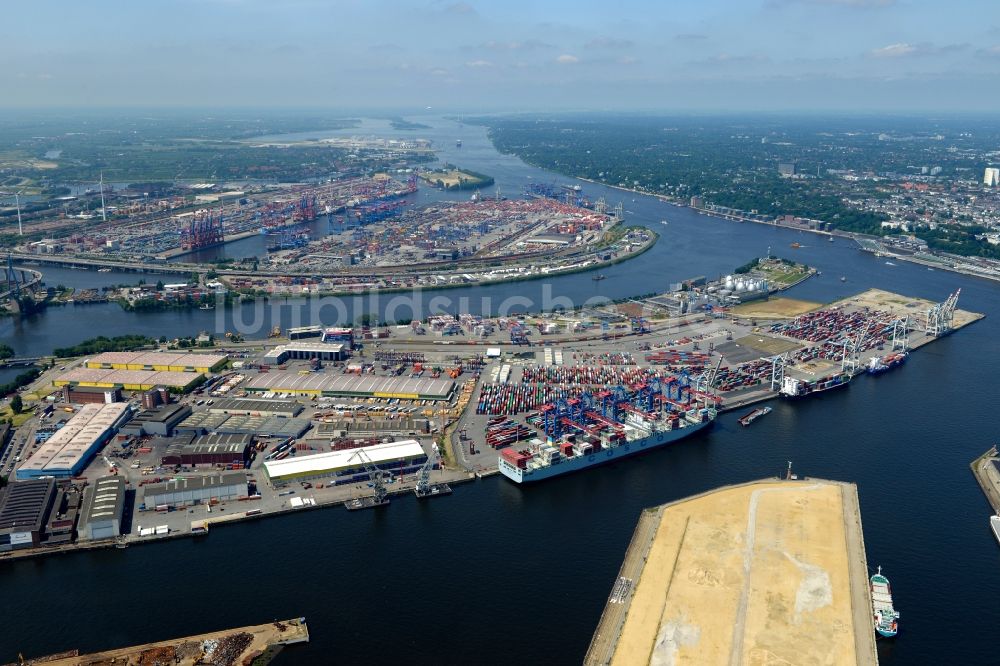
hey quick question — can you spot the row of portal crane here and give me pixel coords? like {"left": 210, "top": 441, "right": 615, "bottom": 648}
{"left": 179, "top": 211, "right": 225, "bottom": 251}
{"left": 538, "top": 377, "right": 719, "bottom": 440}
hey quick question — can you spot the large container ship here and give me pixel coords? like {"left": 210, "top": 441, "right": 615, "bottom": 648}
{"left": 870, "top": 566, "right": 900, "bottom": 638}
{"left": 499, "top": 404, "right": 716, "bottom": 484}
{"left": 867, "top": 351, "right": 908, "bottom": 375}
{"left": 779, "top": 373, "right": 850, "bottom": 399}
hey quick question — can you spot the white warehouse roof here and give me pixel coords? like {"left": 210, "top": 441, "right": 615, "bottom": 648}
{"left": 263, "top": 439, "right": 424, "bottom": 481}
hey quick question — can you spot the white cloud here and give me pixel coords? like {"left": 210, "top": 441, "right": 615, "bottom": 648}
{"left": 585, "top": 37, "right": 634, "bottom": 49}
{"left": 443, "top": 2, "right": 477, "bottom": 15}
{"left": 556, "top": 54, "right": 579, "bottom": 64}
{"left": 481, "top": 39, "right": 552, "bottom": 51}
{"left": 870, "top": 43, "right": 918, "bottom": 58}
{"left": 868, "top": 42, "right": 967, "bottom": 58}
{"left": 465, "top": 59, "right": 493, "bottom": 68}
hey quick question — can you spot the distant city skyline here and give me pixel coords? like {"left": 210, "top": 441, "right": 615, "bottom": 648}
{"left": 2, "top": 0, "right": 999, "bottom": 111}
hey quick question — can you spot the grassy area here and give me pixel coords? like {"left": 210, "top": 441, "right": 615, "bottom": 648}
{"left": 0, "top": 408, "right": 33, "bottom": 427}
{"left": 420, "top": 166, "right": 493, "bottom": 190}
{"left": 765, "top": 264, "right": 812, "bottom": 286}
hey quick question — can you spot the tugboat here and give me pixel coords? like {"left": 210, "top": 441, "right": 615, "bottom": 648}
{"left": 871, "top": 566, "right": 900, "bottom": 638}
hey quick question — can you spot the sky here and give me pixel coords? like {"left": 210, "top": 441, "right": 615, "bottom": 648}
{"left": 3, "top": 0, "right": 1000, "bottom": 112}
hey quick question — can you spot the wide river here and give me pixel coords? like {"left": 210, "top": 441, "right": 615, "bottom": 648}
{"left": 2, "top": 117, "right": 998, "bottom": 665}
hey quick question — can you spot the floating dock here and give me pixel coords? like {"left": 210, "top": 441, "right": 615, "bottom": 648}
{"left": 15, "top": 617, "right": 309, "bottom": 666}
{"left": 585, "top": 479, "right": 876, "bottom": 666}
{"left": 415, "top": 482, "right": 453, "bottom": 498}
{"left": 344, "top": 496, "right": 391, "bottom": 511}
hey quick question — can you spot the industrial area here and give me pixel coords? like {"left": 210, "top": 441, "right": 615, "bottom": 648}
{"left": 3, "top": 162, "right": 659, "bottom": 310}
{"left": 0, "top": 255, "right": 982, "bottom": 563}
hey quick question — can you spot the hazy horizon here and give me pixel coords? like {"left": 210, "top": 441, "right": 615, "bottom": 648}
{"left": 3, "top": 0, "right": 999, "bottom": 113}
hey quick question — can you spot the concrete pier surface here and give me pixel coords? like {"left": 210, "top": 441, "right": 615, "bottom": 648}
{"left": 13, "top": 617, "right": 309, "bottom": 666}
{"left": 970, "top": 446, "right": 1000, "bottom": 514}
{"left": 585, "top": 479, "right": 876, "bottom": 666}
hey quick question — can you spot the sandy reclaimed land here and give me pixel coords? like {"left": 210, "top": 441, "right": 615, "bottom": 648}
{"left": 730, "top": 297, "right": 821, "bottom": 319}
{"left": 589, "top": 479, "right": 875, "bottom": 666}
{"left": 837, "top": 288, "right": 981, "bottom": 328}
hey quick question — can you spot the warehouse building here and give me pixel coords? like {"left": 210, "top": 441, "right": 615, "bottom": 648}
{"left": 54, "top": 367, "right": 206, "bottom": 393}
{"left": 62, "top": 385, "right": 123, "bottom": 405}
{"left": 17, "top": 403, "right": 133, "bottom": 480}
{"left": 321, "top": 327, "right": 354, "bottom": 346}
{"left": 208, "top": 397, "right": 303, "bottom": 418}
{"left": 173, "top": 411, "right": 231, "bottom": 436}
{"left": 82, "top": 476, "right": 125, "bottom": 541}
{"left": 262, "top": 342, "right": 347, "bottom": 365}
{"left": 118, "top": 403, "right": 192, "bottom": 437}
{"left": 287, "top": 325, "right": 323, "bottom": 340}
{"left": 85, "top": 351, "right": 228, "bottom": 373}
{"left": 262, "top": 439, "right": 427, "bottom": 487}
{"left": 0, "top": 479, "right": 57, "bottom": 551}
{"left": 307, "top": 418, "right": 430, "bottom": 440}
{"left": 45, "top": 484, "right": 82, "bottom": 546}
{"left": 142, "top": 472, "right": 247, "bottom": 509}
{"left": 243, "top": 372, "right": 455, "bottom": 401}
{"left": 215, "top": 415, "right": 311, "bottom": 439}
{"left": 161, "top": 434, "right": 253, "bottom": 468}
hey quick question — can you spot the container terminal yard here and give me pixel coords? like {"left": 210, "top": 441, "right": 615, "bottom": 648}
{"left": 584, "top": 478, "right": 877, "bottom": 666}
{"left": 0, "top": 275, "right": 983, "bottom": 562}
{"left": 7, "top": 189, "right": 657, "bottom": 300}
{"left": 9, "top": 617, "right": 309, "bottom": 666}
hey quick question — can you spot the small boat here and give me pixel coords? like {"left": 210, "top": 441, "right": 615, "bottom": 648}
{"left": 840, "top": 276, "right": 847, "bottom": 282}
{"left": 660, "top": 219, "right": 668, "bottom": 225}
{"left": 885, "top": 261, "right": 896, "bottom": 266}
{"left": 790, "top": 242, "right": 801, "bottom": 249}
{"left": 97, "top": 267, "right": 112, "bottom": 273}
{"left": 592, "top": 274, "right": 606, "bottom": 281}
{"left": 871, "top": 566, "right": 899, "bottom": 638}
{"left": 455, "top": 139, "right": 462, "bottom": 147}
{"left": 828, "top": 236, "right": 834, "bottom": 242}
{"left": 990, "top": 515, "right": 1000, "bottom": 547}
{"left": 199, "top": 304, "right": 215, "bottom": 310}
{"left": 738, "top": 406, "right": 772, "bottom": 427}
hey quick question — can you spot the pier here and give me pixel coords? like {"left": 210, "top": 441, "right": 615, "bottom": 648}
{"left": 584, "top": 478, "right": 876, "bottom": 666}
{"left": 13, "top": 617, "right": 309, "bottom": 666}
{"left": 970, "top": 446, "right": 1000, "bottom": 514}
